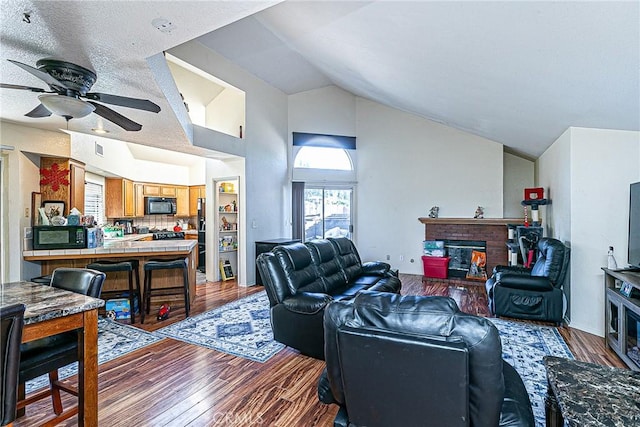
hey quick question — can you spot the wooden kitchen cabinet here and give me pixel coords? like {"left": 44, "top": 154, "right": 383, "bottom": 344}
{"left": 105, "top": 178, "right": 135, "bottom": 218}
{"left": 40, "top": 157, "right": 85, "bottom": 216}
{"left": 134, "top": 183, "right": 144, "bottom": 217}
{"left": 176, "top": 186, "right": 189, "bottom": 217}
{"left": 189, "top": 185, "right": 206, "bottom": 216}
{"left": 142, "top": 184, "right": 177, "bottom": 197}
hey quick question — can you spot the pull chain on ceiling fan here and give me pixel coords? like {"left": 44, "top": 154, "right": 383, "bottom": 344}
{"left": 0, "top": 59, "right": 161, "bottom": 131}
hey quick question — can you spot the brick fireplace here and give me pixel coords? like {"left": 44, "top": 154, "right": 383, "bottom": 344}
{"left": 419, "top": 217, "right": 521, "bottom": 285}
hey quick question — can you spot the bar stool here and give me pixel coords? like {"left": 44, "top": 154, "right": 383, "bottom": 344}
{"left": 86, "top": 260, "right": 141, "bottom": 324}
{"left": 142, "top": 258, "right": 190, "bottom": 324}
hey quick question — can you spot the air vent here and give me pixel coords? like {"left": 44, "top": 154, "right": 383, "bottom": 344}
{"left": 95, "top": 142, "right": 104, "bottom": 156}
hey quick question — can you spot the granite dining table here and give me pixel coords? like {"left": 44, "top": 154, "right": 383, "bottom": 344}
{"left": 1, "top": 281, "right": 104, "bottom": 426}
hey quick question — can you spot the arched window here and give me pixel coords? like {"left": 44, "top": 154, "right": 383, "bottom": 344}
{"left": 293, "top": 146, "right": 353, "bottom": 170}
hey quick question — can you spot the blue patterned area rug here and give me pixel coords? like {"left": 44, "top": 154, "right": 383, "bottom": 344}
{"left": 156, "top": 291, "right": 285, "bottom": 363}
{"left": 26, "top": 317, "right": 163, "bottom": 394}
{"left": 489, "top": 318, "right": 574, "bottom": 427}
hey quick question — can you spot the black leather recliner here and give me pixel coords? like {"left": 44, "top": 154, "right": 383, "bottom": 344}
{"left": 256, "top": 238, "right": 401, "bottom": 360}
{"left": 485, "top": 237, "right": 570, "bottom": 324}
{"left": 318, "top": 291, "right": 535, "bottom": 427}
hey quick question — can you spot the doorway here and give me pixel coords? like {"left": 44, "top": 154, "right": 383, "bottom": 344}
{"left": 303, "top": 186, "right": 354, "bottom": 241}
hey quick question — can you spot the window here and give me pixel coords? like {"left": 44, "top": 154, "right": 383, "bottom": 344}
{"left": 293, "top": 146, "right": 353, "bottom": 170}
{"left": 84, "top": 181, "right": 104, "bottom": 226}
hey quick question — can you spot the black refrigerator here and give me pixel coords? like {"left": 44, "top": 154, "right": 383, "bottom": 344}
{"left": 197, "top": 198, "right": 206, "bottom": 272}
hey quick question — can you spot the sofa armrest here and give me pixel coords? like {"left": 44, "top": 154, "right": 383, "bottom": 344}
{"left": 367, "top": 276, "right": 402, "bottom": 294}
{"left": 496, "top": 273, "right": 554, "bottom": 292}
{"left": 361, "top": 261, "right": 391, "bottom": 276}
{"left": 493, "top": 265, "right": 532, "bottom": 275}
{"left": 282, "top": 292, "right": 333, "bottom": 314}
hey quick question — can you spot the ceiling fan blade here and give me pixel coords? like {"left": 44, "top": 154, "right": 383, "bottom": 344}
{"left": 85, "top": 92, "right": 161, "bottom": 113}
{"left": 87, "top": 101, "right": 142, "bottom": 131}
{"left": 25, "top": 103, "right": 52, "bottom": 118}
{"left": 0, "top": 83, "right": 46, "bottom": 92}
{"left": 7, "top": 59, "right": 68, "bottom": 90}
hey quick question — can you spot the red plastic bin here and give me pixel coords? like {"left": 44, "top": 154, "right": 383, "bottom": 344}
{"left": 422, "top": 256, "right": 450, "bottom": 279}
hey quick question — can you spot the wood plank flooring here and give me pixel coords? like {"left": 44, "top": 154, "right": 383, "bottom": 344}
{"left": 14, "top": 274, "right": 626, "bottom": 426}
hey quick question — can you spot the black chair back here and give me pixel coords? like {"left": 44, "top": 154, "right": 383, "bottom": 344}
{"left": 1, "top": 303, "right": 25, "bottom": 426}
{"left": 50, "top": 267, "right": 106, "bottom": 297}
{"left": 337, "top": 325, "right": 469, "bottom": 426}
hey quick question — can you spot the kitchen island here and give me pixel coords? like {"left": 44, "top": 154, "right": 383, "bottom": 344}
{"left": 23, "top": 238, "right": 198, "bottom": 308}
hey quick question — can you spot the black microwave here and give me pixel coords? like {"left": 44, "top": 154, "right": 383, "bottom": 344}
{"left": 33, "top": 226, "right": 86, "bottom": 250}
{"left": 145, "top": 197, "right": 177, "bottom": 215}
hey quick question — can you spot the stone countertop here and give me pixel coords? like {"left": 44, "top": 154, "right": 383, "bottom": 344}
{"left": 23, "top": 239, "right": 197, "bottom": 259}
{"left": 544, "top": 356, "right": 640, "bottom": 426}
{"left": 1, "top": 281, "right": 104, "bottom": 324}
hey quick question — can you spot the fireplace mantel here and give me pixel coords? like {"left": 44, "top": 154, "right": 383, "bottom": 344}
{"left": 418, "top": 217, "right": 523, "bottom": 284}
{"left": 418, "top": 218, "right": 521, "bottom": 226}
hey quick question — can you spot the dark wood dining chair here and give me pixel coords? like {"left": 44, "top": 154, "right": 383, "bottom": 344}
{"left": 17, "top": 268, "right": 105, "bottom": 422}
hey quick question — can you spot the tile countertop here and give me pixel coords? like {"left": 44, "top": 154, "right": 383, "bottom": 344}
{"left": 23, "top": 238, "right": 197, "bottom": 259}
{"left": 104, "top": 233, "right": 153, "bottom": 242}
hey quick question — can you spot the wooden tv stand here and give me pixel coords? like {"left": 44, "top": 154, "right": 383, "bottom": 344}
{"left": 603, "top": 268, "right": 640, "bottom": 371}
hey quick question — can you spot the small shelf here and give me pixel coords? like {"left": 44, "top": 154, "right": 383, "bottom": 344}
{"left": 219, "top": 230, "right": 237, "bottom": 233}
{"left": 219, "top": 248, "right": 238, "bottom": 252}
{"left": 218, "top": 211, "right": 238, "bottom": 214}
{"left": 218, "top": 192, "right": 238, "bottom": 196}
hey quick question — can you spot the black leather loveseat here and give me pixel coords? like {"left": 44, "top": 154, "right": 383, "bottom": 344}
{"left": 318, "top": 291, "right": 535, "bottom": 427}
{"left": 256, "top": 237, "right": 401, "bottom": 359}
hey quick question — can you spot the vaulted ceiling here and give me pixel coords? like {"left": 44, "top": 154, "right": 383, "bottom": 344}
{"left": 1, "top": 1, "right": 638, "bottom": 160}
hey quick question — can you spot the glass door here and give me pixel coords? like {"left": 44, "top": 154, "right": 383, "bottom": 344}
{"left": 304, "top": 186, "right": 353, "bottom": 241}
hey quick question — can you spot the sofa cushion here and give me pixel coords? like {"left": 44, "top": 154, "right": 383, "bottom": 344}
{"left": 271, "top": 243, "right": 324, "bottom": 294}
{"left": 306, "top": 240, "right": 348, "bottom": 293}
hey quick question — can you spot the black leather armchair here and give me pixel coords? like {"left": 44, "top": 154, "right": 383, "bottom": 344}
{"left": 256, "top": 238, "right": 401, "bottom": 359}
{"left": 1, "top": 303, "right": 25, "bottom": 427}
{"left": 485, "top": 237, "right": 570, "bottom": 324}
{"left": 18, "top": 268, "right": 105, "bottom": 419}
{"left": 318, "top": 291, "right": 534, "bottom": 427}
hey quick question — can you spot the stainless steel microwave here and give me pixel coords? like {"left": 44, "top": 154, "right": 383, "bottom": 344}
{"left": 145, "top": 197, "right": 177, "bottom": 215}
{"left": 33, "top": 226, "right": 86, "bottom": 250}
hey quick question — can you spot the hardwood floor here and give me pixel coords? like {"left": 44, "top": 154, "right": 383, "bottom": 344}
{"left": 14, "top": 274, "right": 626, "bottom": 426}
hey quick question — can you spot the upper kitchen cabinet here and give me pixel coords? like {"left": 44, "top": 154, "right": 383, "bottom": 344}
{"left": 105, "top": 178, "right": 135, "bottom": 218}
{"left": 40, "top": 157, "right": 85, "bottom": 216}
{"left": 189, "top": 185, "right": 206, "bottom": 216}
{"left": 142, "top": 184, "right": 177, "bottom": 197}
{"left": 176, "top": 186, "right": 189, "bottom": 217}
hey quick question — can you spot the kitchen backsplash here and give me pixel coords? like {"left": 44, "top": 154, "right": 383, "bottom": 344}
{"left": 108, "top": 215, "right": 197, "bottom": 231}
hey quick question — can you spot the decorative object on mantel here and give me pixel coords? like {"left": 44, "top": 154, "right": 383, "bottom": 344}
{"left": 39, "top": 162, "right": 69, "bottom": 191}
{"left": 428, "top": 206, "right": 439, "bottom": 218}
{"left": 473, "top": 206, "right": 484, "bottom": 219}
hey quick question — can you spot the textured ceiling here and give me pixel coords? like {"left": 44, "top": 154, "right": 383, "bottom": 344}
{"left": 1, "top": 1, "right": 639, "bottom": 161}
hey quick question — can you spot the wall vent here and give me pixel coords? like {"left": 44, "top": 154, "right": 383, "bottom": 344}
{"left": 95, "top": 142, "right": 104, "bottom": 156}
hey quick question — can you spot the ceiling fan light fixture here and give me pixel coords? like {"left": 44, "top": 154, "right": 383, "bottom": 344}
{"left": 38, "top": 94, "right": 95, "bottom": 119}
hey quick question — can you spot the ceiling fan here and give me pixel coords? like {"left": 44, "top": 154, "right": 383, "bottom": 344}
{"left": 0, "top": 58, "right": 161, "bottom": 131}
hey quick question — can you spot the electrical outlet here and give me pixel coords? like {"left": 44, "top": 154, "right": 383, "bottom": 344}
{"left": 386, "top": 255, "right": 390, "bottom": 261}
{"left": 399, "top": 255, "right": 404, "bottom": 261}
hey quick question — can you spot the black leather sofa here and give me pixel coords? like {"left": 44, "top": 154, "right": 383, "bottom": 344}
{"left": 318, "top": 291, "right": 535, "bottom": 427}
{"left": 485, "top": 237, "right": 570, "bottom": 324}
{"left": 256, "top": 237, "right": 401, "bottom": 359}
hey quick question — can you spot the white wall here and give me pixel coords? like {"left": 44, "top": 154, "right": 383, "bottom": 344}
{"left": 0, "top": 122, "right": 70, "bottom": 281}
{"left": 206, "top": 87, "right": 245, "bottom": 138}
{"left": 356, "top": 98, "right": 504, "bottom": 274}
{"left": 538, "top": 127, "right": 640, "bottom": 336}
{"left": 71, "top": 133, "right": 192, "bottom": 185}
{"left": 169, "top": 41, "right": 290, "bottom": 286}
{"left": 503, "top": 152, "right": 534, "bottom": 218}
